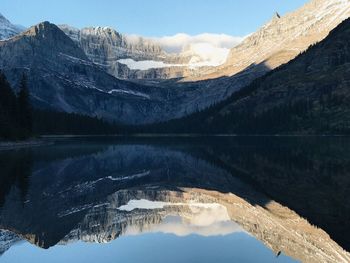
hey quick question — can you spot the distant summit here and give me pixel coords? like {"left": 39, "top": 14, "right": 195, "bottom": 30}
{"left": 0, "top": 13, "right": 24, "bottom": 40}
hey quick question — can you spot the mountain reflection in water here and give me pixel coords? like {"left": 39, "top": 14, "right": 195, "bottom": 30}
{"left": 0, "top": 137, "right": 349, "bottom": 263}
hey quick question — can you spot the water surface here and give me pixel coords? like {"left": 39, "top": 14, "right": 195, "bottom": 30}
{"left": 0, "top": 136, "right": 349, "bottom": 263}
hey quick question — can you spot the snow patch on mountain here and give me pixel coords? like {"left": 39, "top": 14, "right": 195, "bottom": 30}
{"left": 60, "top": 24, "right": 244, "bottom": 75}
{"left": 108, "top": 89, "right": 150, "bottom": 99}
{"left": 118, "top": 43, "right": 231, "bottom": 71}
{"left": 118, "top": 33, "right": 243, "bottom": 70}
{"left": 117, "top": 59, "right": 181, "bottom": 70}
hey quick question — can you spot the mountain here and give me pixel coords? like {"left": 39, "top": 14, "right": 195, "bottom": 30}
{"left": 0, "top": 13, "right": 24, "bottom": 40}
{"left": 0, "top": 21, "right": 176, "bottom": 124}
{"left": 158, "top": 17, "right": 350, "bottom": 134}
{"left": 58, "top": 25, "right": 168, "bottom": 79}
{"left": 1, "top": 0, "right": 349, "bottom": 126}
{"left": 128, "top": 0, "right": 350, "bottom": 125}
{"left": 0, "top": 21, "right": 248, "bottom": 124}
{"left": 208, "top": 16, "right": 350, "bottom": 134}
{"left": 190, "top": 0, "right": 350, "bottom": 82}
{"left": 59, "top": 25, "right": 240, "bottom": 80}
{"left": 62, "top": 0, "right": 350, "bottom": 83}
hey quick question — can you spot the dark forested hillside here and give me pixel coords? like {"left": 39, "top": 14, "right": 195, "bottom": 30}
{"left": 33, "top": 110, "right": 120, "bottom": 135}
{"left": 141, "top": 18, "right": 350, "bottom": 135}
{"left": 0, "top": 72, "right": 121, "bottom": 140}
{"left": 0, "top": 73, "right": 32, "bottom": 140}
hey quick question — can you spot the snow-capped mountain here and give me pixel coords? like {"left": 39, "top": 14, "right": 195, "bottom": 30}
{"left": 0, "top": 13, "right": 24, "bottom": 40}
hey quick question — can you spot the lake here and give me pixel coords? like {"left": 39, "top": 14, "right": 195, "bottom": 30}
{"left": 0, "top": 136, "right": 349, "bottom": 263}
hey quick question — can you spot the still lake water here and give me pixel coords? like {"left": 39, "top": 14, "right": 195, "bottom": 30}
{"left": 0, "top": 136, "right": 349, "bottom": 263}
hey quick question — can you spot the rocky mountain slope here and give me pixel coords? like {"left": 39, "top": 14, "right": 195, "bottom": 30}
{"left": 0, "top": 20, "right": 248, "bottom": 124}
{"left": 59, "top": 25, "right": 237, "bottom": 80}
{"left": 0, "top": 13, "right": 24, "bottom": 40}
{"left": 58, "top": 25, "right": 168, "bottom": 79}
{"left": 190, "top": 0, "right": 350, "bottom": 82}
{"left": 155, "top": 16, "right": 350, "bottom": 134}
{"left": 202, "top": 16, "right": 350, "bottom": 134}
{"left": 0, "top": 21, "right": 176, "bottom": 124}
{"left": 59, "top": 0, "right": 350, "bottom": 82}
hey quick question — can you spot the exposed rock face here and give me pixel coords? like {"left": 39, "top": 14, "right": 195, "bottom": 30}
{"left": 59, "top": 25, "right": 177, "bottom": 79}
{"left": 0, "top": 21, "right": 245, "bottom": 124}
{"left": 0, "top": 13, "right": 23, "bottom": 40}
{"left": 190, "top": 0, "right": 350, "bottom": 81}
{"left": 59, "top": 25, "right": 233, "bottom": 80}
{"left": 201, "top": 17, "right": 350, "bottom": 133}
{"left": 0, "top": 22, "right": 175, "bottom": 124}
{"left": 59, "top": 25, "right": 165, "bottom": 61}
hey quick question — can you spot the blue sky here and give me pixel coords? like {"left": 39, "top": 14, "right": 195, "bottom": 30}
{"left": 0, "top": 0, "right": 308, "bottom": 37}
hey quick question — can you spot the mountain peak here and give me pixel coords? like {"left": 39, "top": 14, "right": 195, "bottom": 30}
{"left": 0, "top": 13, "right": 23, "bottom": 40}
{"left": 23, "top": 21, "right": 82, "bottom": 45}
{"left": 26, "top": 21, "right": 60, "bottom": 35}
{"left": 7, "top": 21, "right": 89, "bottom": 61}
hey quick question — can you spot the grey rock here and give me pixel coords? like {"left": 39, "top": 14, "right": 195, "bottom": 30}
{"left": 0, "top": 13, "right": 24, "bottom": 40}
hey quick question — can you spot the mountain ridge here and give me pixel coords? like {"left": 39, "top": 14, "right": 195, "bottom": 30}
{"left": 148, "top": 17, "right": 350, "bottom": 134}
{"left": 189, "top": 0, "right": 350, "bottom": 81}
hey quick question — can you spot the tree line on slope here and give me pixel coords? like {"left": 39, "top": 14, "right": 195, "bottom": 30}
{"left": 135, "top": 63, "right": 350, "bottom": 135}
{"left": 134, "top": 17, "right": 350, "bottom": 135}
{"left": 0, "top": 72, "right": 122, "bottom": 140}
{"left": 0, "top": 72, "right": 32, "bottom": 140}
{"left": 33, "top": 110, "right": 120, "bottom": 135}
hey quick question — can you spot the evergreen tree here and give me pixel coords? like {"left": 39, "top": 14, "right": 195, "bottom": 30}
{"left": 17, "top": 74, "right": 33, "bottom": 138}
{"left": 0, "top": 72, "right": 18, "bottom": 139}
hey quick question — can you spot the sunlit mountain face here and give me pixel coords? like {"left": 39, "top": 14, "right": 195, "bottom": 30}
{"left": 0, "top": 137, "right": 349, "bottom": 263}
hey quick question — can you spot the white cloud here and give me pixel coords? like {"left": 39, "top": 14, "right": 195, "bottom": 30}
{"left": 151, "top": 33, "right": 244, "bottom": 53}
{"left": 184, "top": 43, "right": 231, "bottom": 67}
{"left": 121, "top": 33, "right": 244, "bottom": 70}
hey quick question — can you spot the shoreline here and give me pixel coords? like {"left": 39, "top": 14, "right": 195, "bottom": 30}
{"left": 0, "top": 139, "right": 54, "bottom": 151}
{"left": 1, "top": 134, "right": 349, "bottom": 151}
{"left": 41, "top": 134, "right": 350, "bottom": 138}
